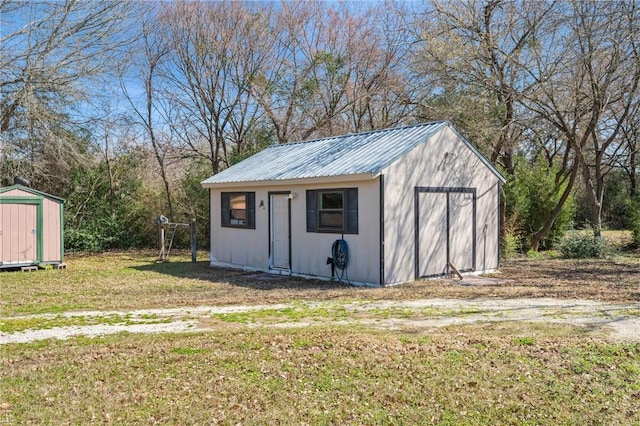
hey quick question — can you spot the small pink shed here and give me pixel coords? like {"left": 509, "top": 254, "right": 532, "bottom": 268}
{"left": 0, "top": 184, "right": 65, "bottom": 269}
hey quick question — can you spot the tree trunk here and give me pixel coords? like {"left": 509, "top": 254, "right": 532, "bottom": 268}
{"left": 529, "top": 165, "right": 578, "bottom": 251}
{"left": 591, "top": 200, "right": 603, "bottom": 239}
{"left": 630, "top": 148, "right": 637, "bottom": 198}
{"left": 499, "top": 187, "right": 506, "bottom": 258}
{"left": 579, "top": 155, "right": 605, "bottom": 240}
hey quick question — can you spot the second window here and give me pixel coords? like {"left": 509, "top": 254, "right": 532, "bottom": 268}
{"left": 306, "top": 188, "right": 358, "bottom": 234}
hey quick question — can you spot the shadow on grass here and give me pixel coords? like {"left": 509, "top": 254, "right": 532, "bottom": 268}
{"left": 131, "top": 259, "right": 353, "bottom": 293}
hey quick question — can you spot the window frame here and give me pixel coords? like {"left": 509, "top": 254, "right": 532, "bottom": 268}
{"left": 221, "top": 192, "right": 256, "bottom": 229}
{"left": 317, "top": 190, "right": 346, "bottom": 231}
{"left": 306, "top": 188, "right": 358, "bottom": 234}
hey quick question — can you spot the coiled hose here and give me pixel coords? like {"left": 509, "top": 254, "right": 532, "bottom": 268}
{"left": 331, "top": 239, "right": 350, "bottom": 284}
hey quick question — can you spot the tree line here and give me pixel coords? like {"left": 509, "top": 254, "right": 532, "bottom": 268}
{"left": 1, "top": 0, "right": 639, "bottom": 253}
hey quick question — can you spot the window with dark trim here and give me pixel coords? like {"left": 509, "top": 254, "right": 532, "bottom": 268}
{"left": 318, "top": 191, "right": 343, "bottom": 230}
{"left": 306, "top": 188, "right": 358, "bottom": 234}
{"left": 221, "top": 192, "right": 255, "bottom": 229}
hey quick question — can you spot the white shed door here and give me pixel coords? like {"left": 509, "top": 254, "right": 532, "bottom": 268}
{"left": 270, "top": 194, "right": 290, "bottom": 269}
{"left": 449, "top": 192, "right": 474, "bottom": 271}
{"left": 417, "top": 192, "right": 448, "bottom": 277}
{"left": 416, "top": 189, "right": 475, "bottom": 278}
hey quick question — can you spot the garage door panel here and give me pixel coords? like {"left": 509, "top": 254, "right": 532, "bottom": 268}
{"left": 417, "top": 192, "right": 447, "bottom": 277}
{"left": 449, "top": 192, "right": 474, "bottom": 271}
{"left": 416, "top": 189, "right": 476, "bottom": 279}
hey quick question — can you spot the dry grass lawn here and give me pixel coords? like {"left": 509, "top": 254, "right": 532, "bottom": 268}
{"left": 2, "top": 324, "right": 639, "bottom": 424}
{"left": 1, "top": 248, "right": 638, "bottom": 317}
{"left": 1, "top": 239, "right": 639, "bottom": 424}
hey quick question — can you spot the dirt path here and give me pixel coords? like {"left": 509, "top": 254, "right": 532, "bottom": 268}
{"left": 2, "top": 298, "right": 639, "bottom": 344}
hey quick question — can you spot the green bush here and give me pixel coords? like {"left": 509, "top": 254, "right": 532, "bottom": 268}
{"left": 501, "top": 213, "right": 522, "bottom": 259}
{"left": 176, "top": 160, "right": 212, "bottom": 250}
{"left": 64, "top": 228, "right": 103, "bottom": 252}
{"left": 62, "top": 147, "right": 158, "bottom": 252}
{"left": 502, "top": 230, "right": 521, "bottom": 259}
{"left": 503, "top": 156, "right": 575, "bottom": 252}
{"left": 631, "top": 206, "right": 640, "bottom": 248}
{"left": 559, "top": 232, "right": 606, "bottom": 258}
{"left": 633, "top": 230, "right": 640, "bottom": 249}
{"left": 602, "top": 171, "right": 634, "bottom": 229}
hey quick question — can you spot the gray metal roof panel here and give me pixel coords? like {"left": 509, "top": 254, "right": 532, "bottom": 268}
{"left": 202, "top": 121, "right": 448, "bottom": 185}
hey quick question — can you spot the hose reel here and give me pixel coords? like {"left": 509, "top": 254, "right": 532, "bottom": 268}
{"left": 329, "top": 239, "right": 350, "bottom": 284}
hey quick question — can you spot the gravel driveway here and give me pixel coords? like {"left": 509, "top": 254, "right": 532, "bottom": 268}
{"left": 2, "top": 297, "right": 639, "bottom": 344}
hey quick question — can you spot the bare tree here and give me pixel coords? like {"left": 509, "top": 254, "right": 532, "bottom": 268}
{"left": 252, "top": 1, "right": 415, "bottom": 143}
{"left": 120, "top": 10, "right": 176, "bottom": 217}
{"left": 415, "top": 0, "right": 557, "bottom": 250}
{"left": 157, "top": 0, "right": 275, "bottom": 174}
{"left": 252, "top": 1, "right": 348, "bottom": 142}
{"left": 343, "top": 2, "right": 418, "bottom": 132}
{"left": 522, "top": 0, "right": 640, "bottom": 239}
{"left": 0, "top": 0, "right": 135, "bottom": 190}
{"left": 416, "top": 0, "right": 556, "bottom": 173}
{"left": 619, "top": 109, "right": 640, "bottom": 198}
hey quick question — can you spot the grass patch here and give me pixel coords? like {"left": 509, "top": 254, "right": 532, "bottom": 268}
{"left": 171, "top": 347, "right": 210, "bottom": 355}
{"left": 0, "top": 313, "right": 177, "bottom": 333}
{"left": 363, "top": 306, "right": 486, "bottom": 321}
{"left": 213, "top": 306, "right": 309, "bottom": 324}
{"left": 1, "top": 247, "right": 637, "bottom": 424}
{"left": 369, "top": 307, "right": 417, "bottom": 319}
{"left": 211, "top": 303, "right": 351, "bottom": 325}
{"left": 1, "top": 248, "right": 639, "bottom": 317}
{"left": 1, "top": 325, "right": 638, "bottom": 424}
{"left": 614, "top": 309, "right": 640, "bottom": 317}
{"left": 512, "top": 336, "right": 536, "bottom": 346}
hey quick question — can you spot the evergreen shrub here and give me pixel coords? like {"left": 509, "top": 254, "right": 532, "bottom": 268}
{"left": 630, "top": 199, "right": 640, "bottom": 248}
{"left": 559, "top": 232, "right": 606, "bottom": 258}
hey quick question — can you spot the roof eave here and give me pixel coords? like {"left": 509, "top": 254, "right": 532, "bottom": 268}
{"left": 201, "top": 172, "right": 380, "bottom": 189}
{"left": 0, "top": 184, "right": 65, "bottom": 202}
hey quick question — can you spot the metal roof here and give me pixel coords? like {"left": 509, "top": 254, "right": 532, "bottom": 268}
{"left": 202, "top": 121, "right": 505, "bottom": 185}
{"left": 0, "top": 184, "right": 65, "bottom": 202}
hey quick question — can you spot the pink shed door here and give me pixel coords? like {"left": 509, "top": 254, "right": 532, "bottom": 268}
{"left": 0, "top": 203, "right": 38, "bottom": 264}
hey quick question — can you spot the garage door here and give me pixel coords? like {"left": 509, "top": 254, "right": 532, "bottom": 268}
{"left": 415, "top": 188, "right": 476, "bottom": 278}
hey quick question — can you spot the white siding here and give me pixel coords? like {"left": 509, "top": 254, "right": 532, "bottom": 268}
{"left": 449, "top": 192, "right": 475, "bottom": 271}
{"left": 382, "top": 126, "right": 500, "bottom": 284}
{"left": 209, "top": 179, "right": 381, "bottom": 285}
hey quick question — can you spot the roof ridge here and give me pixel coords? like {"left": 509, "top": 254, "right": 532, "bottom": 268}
{"left": 201, "top": 120, "right": 506, "bottom": 186}
{"left": 267, "top": 120, "right": 449, "bottom": 149}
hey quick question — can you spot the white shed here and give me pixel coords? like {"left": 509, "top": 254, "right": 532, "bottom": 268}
{"left": 201, "top": 121, "right": 505, "bottom": 286}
